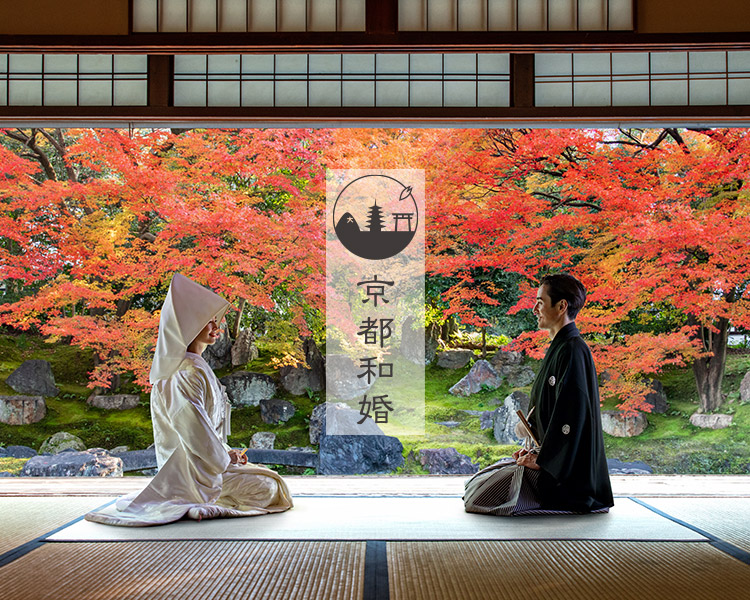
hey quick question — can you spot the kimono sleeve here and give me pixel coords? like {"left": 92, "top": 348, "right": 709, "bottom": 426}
{"left": 536, "top": 343, "right": 591, "bottom": 483}
{"left": 167, "top": 369, "right": 231, "bottom": 476}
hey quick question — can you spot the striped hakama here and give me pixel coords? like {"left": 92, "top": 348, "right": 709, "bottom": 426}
{"left": 464, "top": 458, "right": 610, "bottom": 517}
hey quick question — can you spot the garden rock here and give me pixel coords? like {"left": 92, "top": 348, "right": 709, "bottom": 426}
{"left": 204, "top": 328, "right": 232, "bottom": 370}
{"left": 642, "top": 379, "right": 668, "bottom": 413}
{"left": 231, "top": 328, "right": 258, "bottom": 367}
{"left": 39, "top": 432, "right": 86, "bottom": 454}
{"left": 21, "top": 448, "right": 123, "bottom": 477}
{"left": 740, "top": 371, "right": 750, "bottom": 403}
{"left": 449, "top": 360, "right": 502, "bottom": 396}
{"left": 302, "top": 337, "right": 325, "bottom": 391}
{"left": 251, "top": 432, "right": 276, "bottom": 450}
{"left": 493, "top": 391, "right": 531, "bottom": 444}
{"left": 315, "top": 402, "right": 402, "bottom": 474}
{"left": 689, "top": 413, "right": 733, "bottom": 429}
{"left": 607, "top": 458, "right": 653, "bottom": 474}
{"left": 326, "top": 355, "right": 373, "bottom": 401}
{"left": 0, "top": 395, "right": 47, "bottom": 425}
{"left": 489, "top": 349, "right": 523, "bottom": 370}
{"left": 6, "top": 360, "right": 59, "bottom": 397}
{"left": 437, "top": 349, "right": 474, "bottom": 369}
{"left": 461, "top": 410, "right": 495, "bottom": 430}
{"left": 280, "top": 365, "right": 321, "bottom": 396}
{"left": 0, "top": 447, "right": 7, "bottom": 457}
{"left": 86, "top": 394, "right": 140, "bottom": 411}
{"left": 419, "top": 448, "right": 479, "bottom": 475}
{"left": 5, "top": 445, "right": 37, "bottom": 458}
{"left": 310, "top": 402, "right": 347, "bottom": 444}
{"left": 502, "top": 365, "right": 536, "bottom": 388}
{"left": 400, "top": 315, "right": 431, "bottom": 365}
{"left": 260, "top": 398, "right": 296, "bottom": 424}
{"left": 436, "top": 420, "right": 461, "bottom": 428}
{"left": 109, "top": 445, "right": 129, "bottom": 454}
{"left": 601, "top": 411, "right": 648, "bottom": 437}
{"left": 111, "top": 448, "right": 157, "bottom": 472}
{"left": 220, "top": 372, "right": 276, "bottom": 407}
{"left": 319, "top": 433, "right": 404, "bottom": 475}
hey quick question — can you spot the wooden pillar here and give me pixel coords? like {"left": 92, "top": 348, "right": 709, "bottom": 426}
{"left": 366, "top": 0, "right": 398, "bottom": 35}
{"left": 148, "top": 55, "right": 173, "bottom": 108}
{"left": 510, "top": 54, "right": 535, "bottom": 108}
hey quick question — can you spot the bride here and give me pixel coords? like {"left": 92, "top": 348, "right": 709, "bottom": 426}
{"left": 86, "top": 273, "right": 292, "bottom": 526}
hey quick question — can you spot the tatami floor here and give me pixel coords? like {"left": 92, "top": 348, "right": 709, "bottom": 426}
{"left": 1, "top": 476, "right": 748, "bottom": 600}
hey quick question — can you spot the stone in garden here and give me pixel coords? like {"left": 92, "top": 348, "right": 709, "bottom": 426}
{"left": 0, "top": 395, "right": 47, "bottom": 425}
{"left": 111, "top": 448, "right": 157, "bottom": 472}
{"left": 489, "top": 349, "right": 523, "bottom": 370}
{"left": 21, "top": 448, "right": 123, "bottom": 477}
{"left": 251, "top": 432, "right": 276, "bottom": 450}
{"left": 319, "top": 433, "right": 404, "bottom": 475}
{"left": 279, "top": 365, "right": 321, "bottom": 396}
{"left": 109, "top": 446, "right": 129, "bottom": 454}
{"left": 39, "top": 432, "right": 86, "bottom": 454}
{"left": 449, "top": 360, "right": 502, "bottom": 396}
{"left": 740, "top": 372, "right": 750, "bottom": 403}
{"left": 0, "top": 447, "right": 7, "bottom": 457}
{"left": 689, "top": 413, "right": 733, "bottom": 429}
{"left": 503, "top": 365, "right": 536, "bottom": 388}
{"left": 260, "top": 398, "right": 296, "bottom": 424}
{"left": 601, "top": 410, "right": 648, "bottom": 437}
{"left": 607, "top": 458, "right": 653, "bottom": 474}
{"left": 326, "top": 355, "right": 374, "bottom": 401}
{"left": 493, "top": 391, "right": 531, "bottom": 444}
{"left": 437, "top": 349, "right": 474, "bottom": 369}
{"left": 231, "top": 328, "right": 258, "bottom": 367}
{"left": 419, "top": 448, "right": 479, "bottom": 475}
{"left": 315, "top": 402, "right": 402, "bottom": 474}
{"left": 6, "top": 360, "right": 59, "bottom": 397}
{"left": 400, "top": 315, "right": 431, "bottom": 365}
{"left": 220, "top": 371, "right": 276, "bottom": 407}
{"left": 203, "top": 328, "right": 232, "bottom": 370}
{"left": 309, "top": 402, "right": 345, "bottom": 444}
{"left": 461, "top": 410, "right": 495, "bottom": 430}
{"left": 5, "top": 445, "right": 37, "bottom": 458}
{"left": 642, "top": 379, "right": 668, "bottom": 413}
{"left": 436, "top": 420, "right": 461, "bottom": 428}
{"left": 86, "top": 394, "right": 140, "bottom": 411}
{"left": 302, "top": 337, "right": 325, "bottom": 391}
{"left": 279, "top": 337, "right": 325, "bottom": 396}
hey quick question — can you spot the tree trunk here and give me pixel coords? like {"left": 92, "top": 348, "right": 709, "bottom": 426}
{"left": 231, "top": 298, "right": 246, "bottom": 340}
{"left": 690, "top": 314, "right": 729, "bottom": 412}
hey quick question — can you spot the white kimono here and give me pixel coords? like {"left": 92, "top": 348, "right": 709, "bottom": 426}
{"left": 85, "top": 273, "right": 293, "bottom": 527}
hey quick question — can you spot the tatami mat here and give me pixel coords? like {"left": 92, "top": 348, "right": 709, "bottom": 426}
{"left": 388, "top": 540, "right": 750, "bottom": 600}
{"left": 641, "top": 497, "right": 750, "bottom": 553}
{"left": 0, "top": 497, "right": 114, "bottom": 555}
{"left": 0, "top": 541, "right": 365, "bottom": 600}
{"left": 48, "top": 497, "right": 704, "bottom": 542}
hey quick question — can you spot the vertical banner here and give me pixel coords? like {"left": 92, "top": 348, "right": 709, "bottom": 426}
{"left": 326, "top": 170, "right": 425, "bottom": 437}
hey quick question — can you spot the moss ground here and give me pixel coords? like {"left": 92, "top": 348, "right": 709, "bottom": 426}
{"left": 1, "top": 334, "right": 748, "bottom": 474}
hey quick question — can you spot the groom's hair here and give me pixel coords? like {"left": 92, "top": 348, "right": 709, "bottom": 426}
{"left": 540, "top": 273, "right": 586, "bottom": 320}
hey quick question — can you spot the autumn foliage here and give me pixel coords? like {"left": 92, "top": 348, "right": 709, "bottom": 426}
{"left": 0, "top": 128, "right": 331, "bottom": 389}
{"left": 425, "top": 128, "right": 750, "bottom": 412}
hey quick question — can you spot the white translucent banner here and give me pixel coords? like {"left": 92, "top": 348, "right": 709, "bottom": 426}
{"left": 326, "top": 170, "right": 425, "bottom": 436}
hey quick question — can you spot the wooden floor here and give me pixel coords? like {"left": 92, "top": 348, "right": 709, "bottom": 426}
{"left": 1, "top": 476, "right": 748, "bottom": 600}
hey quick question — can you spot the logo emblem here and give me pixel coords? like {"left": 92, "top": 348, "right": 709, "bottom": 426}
{"left": 333, "top": 174, "right": 419, "bottom": 260}
{"left": 562, "top": 424, "right": 571, "bottom": 435}
{"left": 548, "top": 376, "right": 556, "bottom": 386}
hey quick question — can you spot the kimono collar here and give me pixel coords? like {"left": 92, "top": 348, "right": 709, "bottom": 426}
{"left": 549, "top": 322, "right": 580, "bottom": 350}
{"left": 149, "top": 273, "right": 231, "bottom": 384}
